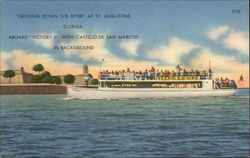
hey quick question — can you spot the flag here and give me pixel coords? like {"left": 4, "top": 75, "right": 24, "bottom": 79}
{"left": 239, "top": 75, "right": 243, "bottom": 82}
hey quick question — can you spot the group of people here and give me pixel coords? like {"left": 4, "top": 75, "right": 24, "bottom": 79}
{"left": 99, "top": 65, "right": 212, "bottom": 80}
{"left": 215, "top": 77, "right": 237, "bottom": 88}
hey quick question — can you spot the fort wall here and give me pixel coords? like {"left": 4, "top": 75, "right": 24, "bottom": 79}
{"left": 0, "top": 67, "right": 33, "bottom": 84}
{"left": 0, "top": 84, "right": 67, "bottom": 95}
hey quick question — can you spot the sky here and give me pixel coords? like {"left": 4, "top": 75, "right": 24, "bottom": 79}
{"left": 1, "top": 0, "right": 249, "bottom": 87}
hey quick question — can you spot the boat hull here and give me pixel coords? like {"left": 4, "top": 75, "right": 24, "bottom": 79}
{"left": 67, "top": 86, "right": 236, "bottom": 99}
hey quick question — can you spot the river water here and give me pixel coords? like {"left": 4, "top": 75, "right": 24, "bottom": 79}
{"left": 0, "top": 89, "right": 249, "bottom": 157}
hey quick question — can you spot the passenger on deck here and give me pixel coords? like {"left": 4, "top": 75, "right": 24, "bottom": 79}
{"left": 183, "top": 69, "right": 188, "bottom": 76}
{"left": 172, "top": 71, "right": 176, "bottom": 77}
{"left": 195, "top": 70, "right": 200, "bottom": 76}
{"left": 149, "top": 70, "right": 153, "bottom": 80}
{"left": 176, "top": 65, "right": 182, "bottom": 72}
{"left": 220, "top": 77, "right": 224, "bottom": 87}
{"left": 180, "top": 69, "right": 184, "bottom": 77}
{"left": 189, "top": 69, "right": 194, "bottom": 76}
{"left": 122, "top": 70, "right": 125, "bottom": 75}
{"left": 156, "top": 70, "right": 160, "bottom": 78}
{"left": 215, "top": 78, "right": 219, "bottom": 83}
{"left": 143, "top": 69, "right": 148, "bottom": 80}
{"left": 160, "top": 70, "right": 164, "bottom": 77}
{"left": 126, "top": 68, "right": 131, "bottom": 72}
{"left": 175, "top": 65, "right": 182, "bottom": 77}
{"left": 220, "top": 77, "right": 224, "bottom": 83}
{"left": 224, "top": 78, "right": 229, "bottom": 84}
{"left": 200, "top": 70, "right": 207, "bottom": 78}
{"left": 151, "top": 67, "right": 155, "bottom": 72}
{"left": 231, "top": 80, "right": 237, "bottom": 88}
{"left": 166, "top": 70, "right": 170, "bottom": 78}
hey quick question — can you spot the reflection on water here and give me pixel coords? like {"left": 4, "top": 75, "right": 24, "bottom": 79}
{"left": 0, "top": 89, "right": 249, "bottom": 157}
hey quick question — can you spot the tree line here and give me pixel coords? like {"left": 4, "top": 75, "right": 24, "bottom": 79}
{"left": 31, "top": 64, "right": 75, "bottom": 84}
{"left": 2, "top": 64, "right": 98, "bottom": 85}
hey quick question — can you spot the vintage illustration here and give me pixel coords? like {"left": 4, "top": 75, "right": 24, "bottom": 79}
{"left": 0, "top": 0, "right": 249, "bottom": 157}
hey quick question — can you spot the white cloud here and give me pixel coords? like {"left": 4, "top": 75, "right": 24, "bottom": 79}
{"left": 187, "top": 49, "right": 249, "bottom": 87}
{"left": 188, "top": 49, "right": 239, "bottom": 72}
{"left": 61, "top": 33, "right": 111, "bottom": 61}
{"left": 0, "top": 30, "right": 159, "bottom": 77}
{"left": 223, "top": 31, "right": 249, "bottom": 55}
{"left": 207, "top": 26, "right": 229, "bottom": 41}
{"left": 208, "top": 26, "right": 249, "bottom": 55}
{"left": 147, "top": 37, "right": 198, "bottom": 65}
{"left": 1, "top": 50, "right": 82, "bottom": 75}
{"left": 1, "top": 52, "right": 12, "bottom": 70}
{"left": 119, "top": 40, "right": 142, "bottom": 56}
{"left": 32, "top": 33, "right": 56, "bottom": 48}
{"left": 61, "top": 31, "right": 158, "bottom": 71}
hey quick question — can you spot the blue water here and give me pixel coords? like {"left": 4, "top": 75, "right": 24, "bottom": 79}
{"left": 0, "top": 89, "right": 249, "bottom": 157}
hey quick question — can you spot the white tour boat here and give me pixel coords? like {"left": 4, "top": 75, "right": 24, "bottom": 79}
{"left": 67, "top": 67, "right": 237, "bottom": 99}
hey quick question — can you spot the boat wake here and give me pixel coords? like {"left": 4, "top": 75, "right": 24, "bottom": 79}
{"left": 229, "top": 95, "right": 250, "bottom": 99}
{"left": 59, "top": 97, "right": 76, "bottom": 100}
{"left": 60, "top": 95, "right": 249, "bottom": 101}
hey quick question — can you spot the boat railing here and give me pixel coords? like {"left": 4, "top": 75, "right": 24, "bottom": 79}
{"left": 100, "top": 74, "right": 125, "bottom": 80}
{"left": 99, "top": 74, "right": 210, "bottom": 80}
{"left": 215, "top": 82, "right": 237, "bottom": 89}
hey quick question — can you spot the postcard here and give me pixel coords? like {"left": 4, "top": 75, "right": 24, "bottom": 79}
{"left": 0, "top": 0, "right": 249, "bottom": 157}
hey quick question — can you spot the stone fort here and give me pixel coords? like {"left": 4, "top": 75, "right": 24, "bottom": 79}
{"left": 0, "top": 67, "right": 33, "bottom": 84}
{"left": 0, "top": 67, "right": 88, "bottom": 85}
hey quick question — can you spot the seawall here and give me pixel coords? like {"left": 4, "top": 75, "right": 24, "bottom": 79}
{"left": 0, "top": 84, "right": 67, "bottom": 95}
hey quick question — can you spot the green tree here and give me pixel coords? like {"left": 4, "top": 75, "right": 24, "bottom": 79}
{"left": 41, "top": 71, "right": 51, "bottom": 79}
{"left": 91, "top": 78, "right": 98, "bottom": 85}
{"left": 3, "top": 70, "right": 16, "bottom": 83}
{"left": 63, "top": 74, "right": 75, "bottom": 84}
{"left": 53, "top": 76, "right": 62, "bottom": 84}
{"left": 88, "top": 73, "right": 93, "bottom": 79}
{"left": 31, "top": 75, "right": 42, "bottom": 83}
{"left": 32, "top": 64, "right": 44, "bottom": 74}
{"left": 41, "top": 76, "right": 55, "bottom": 84}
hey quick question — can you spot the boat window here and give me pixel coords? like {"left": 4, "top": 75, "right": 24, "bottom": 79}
{"left": 152, "top": 83, "right": 202, "bottom": 88}
{"left": 105, "top": 82, "right": 202, "bottom": 88}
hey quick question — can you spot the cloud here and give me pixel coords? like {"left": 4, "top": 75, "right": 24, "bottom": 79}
{"left": 2, "top": 30, "right": 159, "bottom": 78}
{"left": 1, "top": 52, "right": 12, "bottom": 70}
{"left": 119, "top": 40, "right": 142, "bottom": 56}
{"left": 61, "top": 31, "right": 158, "bottom": 72}
{"left": 32, "top": 33, "right": 56, "bottom": 48}
{"left": 223, "top": 31, "right": 249, "bottom": 55}
{"left": 188, "top": 49, "right": 249, "bottom": 87}
{"left": 208, "top": 26, "right": 249, "bottom": 55}
{"left": 61, "top": 32, "right": 111, "bottom": 61}
{"left": 147, "top": 37, "right": 198, "bottom": 65}
{"left": 1, "top": 30, "right": 159, "bottom": 78}
{"left": 207, "top": 26, "right": 229, "bottom": 40}
{"left": 1, "top": 50, "right": 82, "bottom": 75}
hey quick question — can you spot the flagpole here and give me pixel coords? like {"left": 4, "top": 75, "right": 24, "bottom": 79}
{"left": 98, "top": 59, "right": 104, "bottom": 79}
{"left": 208, "top": 60, "right": 212, "bottom": 79}
{"left": 99, "top": 59, "right": 104, "bottom": 72}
